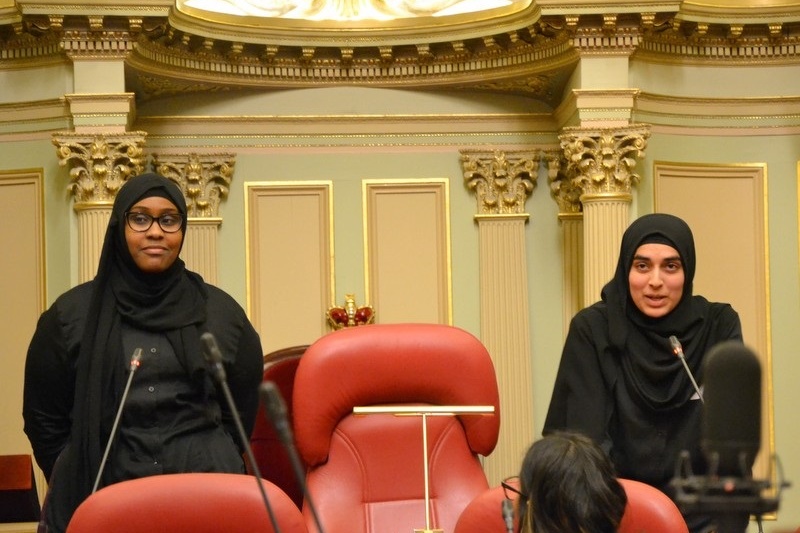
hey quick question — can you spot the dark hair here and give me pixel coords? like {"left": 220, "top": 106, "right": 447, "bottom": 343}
{"left": 518, "top": 432, "right": 627, "bottom": 533}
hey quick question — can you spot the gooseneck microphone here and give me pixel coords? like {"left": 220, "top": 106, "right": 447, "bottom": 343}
{"left": 669, "top": 335, "right": 704, "bottom": 404}
{"left": 200, "top": 332, "right": 282, "bottom": 533}
{"left": 259, "top": 381, "right": 325, "bottom": 533}
{"left": 92, "top": 347, "right": 143, "bottom": 494}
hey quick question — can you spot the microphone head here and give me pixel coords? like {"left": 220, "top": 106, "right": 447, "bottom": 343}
{"left": 259, "top": 381, "right": 288, "bottom": 421}
{"left": 701, "top": 340, "right": 761, "bottom": 476}
{"left": 259, "top": 381, "right": 293, "bottom": 444}
{"left": 200, "top": 331, "right": 223, "bottom": 364}
{"left": 669, "top": 335, "right": 683, "bottom": 357}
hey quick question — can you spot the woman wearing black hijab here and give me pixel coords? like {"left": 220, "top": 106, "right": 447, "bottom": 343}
{"left": 23, "top": 173, "right": 263, "bottom": 533}
{"left": 543, "top": 213, "right": 743, "bottom": 533}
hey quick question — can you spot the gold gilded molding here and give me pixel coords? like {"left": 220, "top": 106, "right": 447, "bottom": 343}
{"left": 152, "top": 152, "right": 235, "bottom": 217}
{"left": 461, "top": 149, "right": 540, "bottom": 216}
{"left": 558, "top": 125, "right": 650, "bottom": 199}
{"left": 52, "top": 131, "right": 147, "bottom": 206}
{"left": 62, "top": 28, "right": 136, "bottom": 60}
{"left": 545, "top": 148, "right": 582, "bottom": 215}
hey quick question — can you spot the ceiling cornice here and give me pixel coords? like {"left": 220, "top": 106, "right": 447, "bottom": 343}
{"left": 2, "top": 2, "right": 800, "bottom": 104}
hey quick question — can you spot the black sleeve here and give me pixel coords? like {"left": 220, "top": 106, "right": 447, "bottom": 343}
{"left": 205, "top": 288, "right": 264, "bottom": 453}
{"left": 23, "top": 306, "right": 76, "bottom": 481}
{"left": 543, "top": 308, "right": 614, "bottom": 451}
{"left": 225, "top": 316, "right": 263, "bottom": 448}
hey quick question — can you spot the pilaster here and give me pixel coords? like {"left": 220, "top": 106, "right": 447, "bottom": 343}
{"left": 557, "top": 125, "right": 650, "bottom": 307}
{"left": 461, "top": 149, "right": 538, "bottom": 486}
{"left": 546, "top": 150, "right": 583, "bottom": 336}
{"left": 152, "top": 152, "right": 237, "bottom": 285}
{"left": 51, "top": 131, "right": 147, "bottom": 282}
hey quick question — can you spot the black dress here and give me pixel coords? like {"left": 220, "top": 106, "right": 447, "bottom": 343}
{"left": 543, "top": 213, "right": 745, "bottom": 533}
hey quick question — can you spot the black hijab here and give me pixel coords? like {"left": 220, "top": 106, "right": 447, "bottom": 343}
{"left": 49, "top": 173, "right": 209, "bottom": 531}
{"left": 601, "top": 213, "right": 711, "bottom": 411}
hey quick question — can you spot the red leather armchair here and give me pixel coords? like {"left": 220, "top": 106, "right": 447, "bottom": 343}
{"left": 293, "top": 323, "right": 501, "bottom": 533}
{"left": 65, "top": 473, "right": 307, "bottom": 533}
{"left": 249, "top": 345, "right": 309, "bottom": 508}
{"left": 454, "top": 477, "right": 689, "bottom": 533}
{"left": 617, "top": 478, "right": 690, "bottom": 533}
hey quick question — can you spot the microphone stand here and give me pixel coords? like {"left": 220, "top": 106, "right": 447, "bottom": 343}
{"left": 260, "top": 381, "right": 325, "bottom": 533}
{"left": 201, "top": 332, "right": 282, "bottom": 533}
{"left": 92, "top": 348, "right": 143, "bottom": 494}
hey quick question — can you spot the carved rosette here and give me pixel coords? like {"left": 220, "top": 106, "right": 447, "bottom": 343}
{"left": 558, "top": 125, "right": 650, "bottom": 199}
{"left": 52, "top": 132, "right": 147, "bottom": 206}
{"left": 152, "top": 153, "right": 236, "bottom": 218}
{"left": 461, "top": 150, "right": 540, "bottom": 216}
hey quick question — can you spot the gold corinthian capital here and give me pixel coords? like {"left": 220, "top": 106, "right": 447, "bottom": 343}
{"left": 52, "top": 132, "right": 147, "bottom": 207}
{"left": 460, "top": 150, "right": 541, "bottom": 216}
{"left": 558, "top": 125, "right": 650, "bottom": 200}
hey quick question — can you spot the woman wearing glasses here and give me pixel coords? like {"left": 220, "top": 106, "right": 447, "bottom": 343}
{"left": 23, "top": 172, "right": 263, "bottom": 533}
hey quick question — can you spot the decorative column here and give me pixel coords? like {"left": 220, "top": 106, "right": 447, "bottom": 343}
{"left": 461, "top": 149, "right": 539, "bottom": 486}
{"left": 546, "top": 150, "right": 583, "bottom": 337}
{"left": 558, "top": 126, "right": 650, "bottom": 307}
{"left": 52, "top": 132, "right": 147, "bottom": 282}
{"left": 50, "top": 16, "right": 146, "bottom": 283}
{"left": 152, "top": 152, "right": 236, "bottom": 285}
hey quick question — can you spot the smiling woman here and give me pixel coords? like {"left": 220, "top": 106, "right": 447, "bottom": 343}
{"left": 181, "top": 0, "right": 523, "bottom": 20}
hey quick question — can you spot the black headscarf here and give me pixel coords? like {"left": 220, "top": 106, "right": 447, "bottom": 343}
{"left": 49, "top": 173, "right": 209, "bottom": 531}
{"left": 601, "top": 213, "right": 710, "bottom": 411}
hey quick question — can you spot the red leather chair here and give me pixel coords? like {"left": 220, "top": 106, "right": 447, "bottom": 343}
{"left": 293, "top": 323, "right": 501, "bottom": 533}
{"left": 618, "top": 478, "right": 690, "bottom": 533}
{"left": 453, "top": 482, "right": 516, "bottom": 533}
{"left": 249, "top": 345, "right": 309, "bottom": 508}
{"left": 66, "top": 473, "right": 307, "bottom": 533}
{"left": 454, "top": 477, "right": 689, "bottom": 533}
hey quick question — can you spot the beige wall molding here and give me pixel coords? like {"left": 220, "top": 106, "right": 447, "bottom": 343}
{"left": 363, "top": 178, "right": 452, "bottom": 326}
{"left": 245, "top": 181, "right": 335, "bottom": 352}
{"left": 461, "top": 149, "right": 541, "bottom": 216}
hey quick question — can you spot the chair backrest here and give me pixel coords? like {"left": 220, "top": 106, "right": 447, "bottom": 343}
{"left": 65, "top": 473, "right": 307, "bottom": 533}
{"left": 453, "top": 482, "right": 515, "bottom": 533}
{"left": 293, "top": 323, "right": 500, "bottom": 533}
{"left": 0, "top": 454, "right": 40, "bottom": 522}
{"left": 454, "top": 478, "right": 689, "bottom": 533}
{"left": 250, "top": 345, "right": 309, "bottom": 509}
{"left": 618, "top": 478, "right": 689, "bottom": 533}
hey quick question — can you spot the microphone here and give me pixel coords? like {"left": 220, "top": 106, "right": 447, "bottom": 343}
{"left": 92, "top": 347, "right": 143, "bottom": 493}
{"left": 501, "top": 498, "right": 514, "bottom": 533}
{"left": 702, "top": 341, "right": 761, "bottom": 477}
{"left": 669, "top": 335, "right": 704, "bottom": 403}
{"left": 260, "top": 381, "right": 325, "bottom": 533}
{"left": 200, "top": 332, "right": 282, "bottom": 533}
{"left": 671, "top": 341, "right": 780, "bottom": 533}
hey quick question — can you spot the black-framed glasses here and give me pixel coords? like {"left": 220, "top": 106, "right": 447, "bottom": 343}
{"left": 125, "top": 211, "right": 184, "bottom": 233}
{"left": 502, "top": 476, "right": 523, "bottom": 500}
